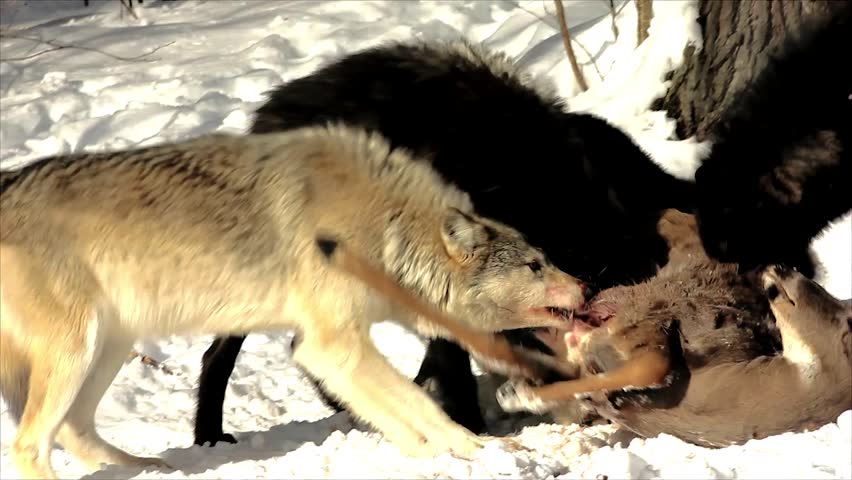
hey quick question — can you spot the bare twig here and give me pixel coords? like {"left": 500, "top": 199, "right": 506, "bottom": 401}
{"left": 515, "top": 3, "right": 552, "bottom": 26}
{"left": 636, "top": 0, "right": 654, "bottom": 46}
{"left": 0, "top": 33, "right": 173, "bottom": 62}
{"left": 571, "top": 36, "right": 605, "bottom": 82}
{"left": 128, "top": 350, "right": 175, "bottom": 375}
{"left": 608, "top": 0, "right": 619, "bottom": 41}
{"left": 0, "top": 45, "right": 63, "bottom": 62}
{"left": 553, "top": 0, "right": 589, "bottom": 91}
{"left": 120, "top": 0, "right": 140, "bottom": 20}
{"left": 515, "top": 2, "right": 604, "bottom": 83}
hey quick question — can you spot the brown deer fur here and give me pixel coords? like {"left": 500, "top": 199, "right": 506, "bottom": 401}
{"left": 498, "top": 209, "right": 851, "bottom": 447}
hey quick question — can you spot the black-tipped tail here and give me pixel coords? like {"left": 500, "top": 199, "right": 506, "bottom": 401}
{"left": 315, "top": 235, "right": 340, "bottom": 261}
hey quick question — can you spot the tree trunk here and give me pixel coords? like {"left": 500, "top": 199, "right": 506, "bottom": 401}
{"left": 660, "top": 0, "right": 843, "bottom": 141}
{"left": 636, "top": 0, "right": 654, "bottom": 46}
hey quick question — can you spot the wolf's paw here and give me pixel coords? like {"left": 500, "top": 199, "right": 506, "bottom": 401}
{"left": 444, "top": 428, "right": 486, "bottom": 459}
{"left": 389, "top": 419, "right": 482, "bottom": 460}
{"left": 496, "top": 381, "right": 557, "bottom": 414}
{"left": 11, "top": 443, "right": 58, "bottom": 480}
{"left": 391, "top": 428, "right": 483, "bottom": 459}
{"left": 480, "top": 435, "right": 533, "bottom": 454}
{"left": 193, "top": 430, "right": 238, "bottom": 447}
{"left": 389, "top": 434, "right": 434, "bottom": 458}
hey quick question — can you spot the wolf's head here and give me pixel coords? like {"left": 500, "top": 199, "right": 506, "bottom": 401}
{"left": 430, "top": 207, "right": 588, "bottom": 334}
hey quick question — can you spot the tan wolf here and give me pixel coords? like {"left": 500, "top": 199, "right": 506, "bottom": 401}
{"left": 0, "top": 124, "right": 586, "bottom": 479}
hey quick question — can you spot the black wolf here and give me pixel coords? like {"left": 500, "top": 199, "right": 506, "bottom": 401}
{"left": 194, "top": 40, "right": 695, "bottom": 446}
{"left": 693, "top": 6, "right": 852, "bottom": 278}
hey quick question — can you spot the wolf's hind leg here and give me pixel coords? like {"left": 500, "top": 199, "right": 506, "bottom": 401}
{"left": 56, "top": 335, "right": 171, "bottom": 472}
{"left": 292, "top": 325, "right": 485, "bottom": 458}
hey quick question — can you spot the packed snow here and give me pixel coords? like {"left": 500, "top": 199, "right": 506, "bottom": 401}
{"left": 1, "top": 0, "right": 850, "bottom": 478}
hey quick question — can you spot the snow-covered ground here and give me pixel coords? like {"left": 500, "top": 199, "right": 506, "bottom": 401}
{"left": 1, "top": 0, "right": 850, "bottom": 478}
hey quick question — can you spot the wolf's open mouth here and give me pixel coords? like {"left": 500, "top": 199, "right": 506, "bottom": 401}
{"left": 573, "top": 313, "right": 603, "bottom": 328}
{"left": 533, "top": 303, "right": 614, "bottom": 331}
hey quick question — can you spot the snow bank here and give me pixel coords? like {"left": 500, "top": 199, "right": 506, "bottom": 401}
{"left": 1, "top": 1, "right": 849, "bottom": 478}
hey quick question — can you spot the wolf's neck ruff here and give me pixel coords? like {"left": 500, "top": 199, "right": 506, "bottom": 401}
{"left": 288, "top": 125, "right": 475, "bottom": 317}
{"left": 381, "top": 212, "right": 457, "bottom": 312}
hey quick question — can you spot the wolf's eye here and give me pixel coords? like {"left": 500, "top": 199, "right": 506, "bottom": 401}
{"left": 527, "top": 260, "right": 542, "bottom": 273}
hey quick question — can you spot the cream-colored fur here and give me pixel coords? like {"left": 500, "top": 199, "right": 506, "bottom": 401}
{"left": 0, "top": 124, "right": 585, "bottom": 479}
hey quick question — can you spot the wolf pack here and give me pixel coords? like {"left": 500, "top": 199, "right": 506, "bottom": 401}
{"left": 1, "top": 4, "right": 850, "bottom": 480}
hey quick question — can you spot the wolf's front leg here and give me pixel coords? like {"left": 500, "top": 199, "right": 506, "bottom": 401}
{"left": 291, "top": 326, "right": 486, "bottom": 458}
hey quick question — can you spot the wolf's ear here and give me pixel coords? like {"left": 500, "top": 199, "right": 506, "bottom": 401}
{"left": 441, "top": 207, "right": 489, "bottom": 264}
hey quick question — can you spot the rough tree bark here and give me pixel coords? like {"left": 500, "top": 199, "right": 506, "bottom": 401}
{"left": 636, "top": 0, "right": 654, "bottom": 45}
{"left": 660, "top": 0, "right": 844, "bottom": 141}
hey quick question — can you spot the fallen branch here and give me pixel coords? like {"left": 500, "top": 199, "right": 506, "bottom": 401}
{"left": 0, "top": 33, "right": 173, "bottom": 62}
{"left": 553, "top": 0, "right": 589, "bottom": 92}
{"left": 128, "top": 350, "right": 175, "bottom": 375}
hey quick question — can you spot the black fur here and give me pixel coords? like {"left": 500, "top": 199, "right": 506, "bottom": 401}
{"left": 193, "top": 40, "right": 695, "bottom": 446}
{"left": 693, "top": 6, "right": 852, "bottom": 278}
{"left": 315, "top": 237, "right": 339, "bottom": 260}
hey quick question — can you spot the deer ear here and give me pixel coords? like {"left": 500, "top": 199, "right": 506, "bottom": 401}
{"left": 440, "top": 207, "right": 489, "bottom": 264}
